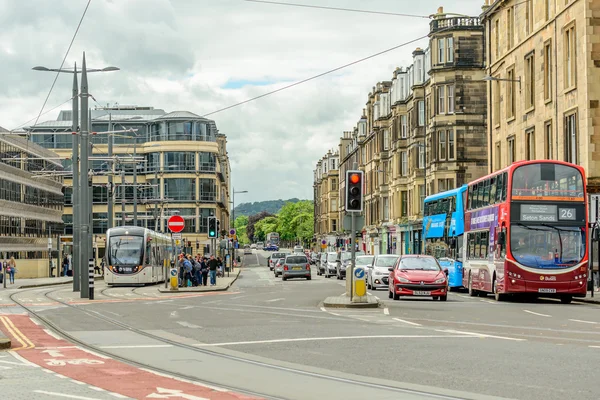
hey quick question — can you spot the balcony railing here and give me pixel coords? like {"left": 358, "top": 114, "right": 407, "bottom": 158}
{"left": 430, "top": 16, "right": 481, "bottom": 33}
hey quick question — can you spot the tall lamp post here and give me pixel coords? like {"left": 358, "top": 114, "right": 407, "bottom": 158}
{"left": 231, "top": 189, "right": 248, "bottom": 273}
{"left": 32, "top": 61, "right": 119, "bottom": 295}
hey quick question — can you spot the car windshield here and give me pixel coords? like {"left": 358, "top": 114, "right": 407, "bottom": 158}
{"left": 355, "top": 256, "right": 374, "bottom": 265}
{"left": 398, "top": 257, "right": 440, "bottom": 271}
{"left": 108, "top": 235, "right": 143, "bottom": 265}
{"left": 511, "top": 224, "right": 585, "bottom": 268}
{"left": 341, "top": 252, "right": 352, "bottom": 261}
{"left": 286, "top": 256, "right": 307, "bottom": 264}
{"left": 272, "top": 253, "right": 285, "bottom": 259}
{"left": 327, "top": 252, "right": 338, "bottom": 260}
{"left": 375, "top": 256, "right": 399, "bottom": 267}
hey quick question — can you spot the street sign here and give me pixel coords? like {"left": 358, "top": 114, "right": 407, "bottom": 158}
{"left": 321, "top": 240, "right": 326, "bottom": 245}
{"left": 172, "top": 233, "right": 182, "bottom": 240}
{"left": 354, "top": 268, "right": 365, "bottom": 279}
{"left": 230, "top": 228, "right": 236, "bottom": 235}
{"left": 167, "top": 215, "right": 185, "bottom": 233}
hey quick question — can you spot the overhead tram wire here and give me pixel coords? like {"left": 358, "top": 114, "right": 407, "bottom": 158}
{"left": 202, "top": 34, "right": 428, "bottom": 118}
{"left": 30, "top": 0, "right": 93, "bottom": 137}
{"left": 242, "top": 0, "right": 430, "bottom": 19}
{"left": 8, "top": 97, "right": 74, "bottom": 133}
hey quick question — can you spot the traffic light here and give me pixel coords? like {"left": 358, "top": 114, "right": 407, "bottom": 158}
{"left": 208, "top": 217, "right": 217, "bottom": 238}
{"left": 345, "top": 170, "right": 364, "bottom": 212}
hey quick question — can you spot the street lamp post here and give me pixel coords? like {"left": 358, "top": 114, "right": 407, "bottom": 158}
{"left": 231, "top": 189, "right": 248, "bottom": 274}
{"left": 32, "top": 61, "right": 118, "bottom": 295}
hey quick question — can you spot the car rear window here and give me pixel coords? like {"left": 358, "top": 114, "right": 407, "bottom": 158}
{"left": 399, "top": 257, "right": 440, "bottom": 271}
{"left": 286, "top": 256, "right": 307, "bottom": 264}
{"left": 272, "top": 253, "right": 285, "bottom": 258}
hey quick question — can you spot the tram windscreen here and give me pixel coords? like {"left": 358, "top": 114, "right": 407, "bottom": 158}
{"left": 108, "top": 235, "right": 144, "bottom": 265}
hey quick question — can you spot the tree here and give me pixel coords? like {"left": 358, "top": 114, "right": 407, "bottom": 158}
{"left": 254, "top": 216, "right": 279, "bottom": 242}
{"left": 247, "top": 211, "right": 273, "bottom": 242}
{"left": 234, "top": 216, "right": 250, "bottom": 244}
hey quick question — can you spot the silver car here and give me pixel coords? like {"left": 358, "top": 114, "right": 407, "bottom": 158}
{"left": 282, "top": 254, "right": 311, "bottom": 281}
{"left": 367, "top": 254, "right": 400, "bottom": 290}
{"left": 325, "top": 252, "right": 339, "bottom": 278}
{"left": 274, "top": 258, "right": 286, "bottom": 277}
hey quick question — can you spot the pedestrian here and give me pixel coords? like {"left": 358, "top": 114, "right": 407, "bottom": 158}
{"left": 7, "top": 257, "right": 17, "bottom": 284}
{"left": 216, "top": 257, "right": 223, "bottom": 278}
{"left": 62, "top": 255, "right": 69, "bottom": 277}
{"left": 184, "top": 255, "right": 194, "bottom": 287}
{"left": 208, "top": 255, "right": 219, "bottom": 286}
{"left": 193, "top": 255, "right": 202, "bottom": 287}
{"left": 201, "top": 257, "right": 209, "bottom": 286}
{"left": 95, "top": 259, "right": 103, "bottom": 275}
{"left": 177, "top": 253, "right": 186, "bottom": 287}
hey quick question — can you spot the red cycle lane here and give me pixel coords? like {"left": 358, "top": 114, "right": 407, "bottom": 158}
{"left": 0, "top": 314, "right": 262, "bottom": 400}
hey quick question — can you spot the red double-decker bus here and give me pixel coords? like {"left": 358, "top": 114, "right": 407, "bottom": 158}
{"left": 462, "top": 160, "right": 588, "bottom": 303}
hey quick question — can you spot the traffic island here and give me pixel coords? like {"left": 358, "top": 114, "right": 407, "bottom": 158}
{"left": 157, "top": 268, "right": 241, "bottom": 293}
{"left": 322, "top": 294, "right": 380, "bottom": 308}
{"left": 0, "top": 331, "right": 11, "bottom": 350}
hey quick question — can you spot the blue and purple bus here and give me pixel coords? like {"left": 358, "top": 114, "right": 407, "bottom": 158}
{"left": 422, "top": 185, "right": 467, "bottom": 289}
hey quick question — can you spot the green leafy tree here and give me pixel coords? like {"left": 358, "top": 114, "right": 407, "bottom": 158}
{"left": 234, "top": 216, "right": 249, "bottom": 244}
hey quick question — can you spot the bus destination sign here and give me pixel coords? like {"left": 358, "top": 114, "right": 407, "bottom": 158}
{"left": 520, "top": 204, "right": 557, "bottom": 222}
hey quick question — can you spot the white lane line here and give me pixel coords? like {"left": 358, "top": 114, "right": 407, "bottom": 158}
{"left": 43, "top": 329, "right": 62, "bottom": 340}
{"left": 589, "top": 345, "right": 600, "bottom": 349}
{"left": 569, "top": 319, "right": 599, "bottom": 325}
{"left": 176, "top": 321, "right": 201, "bottom": 329}
{"left": 33, "top": 391, "right": 103, "bottom": 400}
{"left": 320, "top": 307, "right": 327, "bottom": 312}
{"left": 383, "top": 307, "right": 390, "bottom": 315}
{"left": 439, "top": 329, "right": 526, "bottom": 342}
{"left": 0, "top": 359, "right": 34, "bottom": 366}
{"left": 524, "top": 310, "right": 551, "bottom": 317}
{"left": 194, "top": 334, "right": 474, "bottom": 347}
{"left": 392, "top": 317, "right": 422, "bottom": 327}
{"left": 266, "top": 298, "right": 285, "bottom": 302}
{"left": 99, "top": 344, "right": 172, "bottom": 349}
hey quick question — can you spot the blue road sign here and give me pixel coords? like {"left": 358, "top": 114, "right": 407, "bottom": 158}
{"left": 170, "top": 269, "right": 177, "bottom": 277}
{"left": 354, "top": 268, "right": 365, "bottom": 279}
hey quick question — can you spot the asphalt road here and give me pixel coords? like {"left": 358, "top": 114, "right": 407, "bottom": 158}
{"left": 9, "top": 249, "right": 600, "bottom": 400}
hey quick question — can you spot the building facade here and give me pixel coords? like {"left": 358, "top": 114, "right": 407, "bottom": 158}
{"left": 481, "top": 0, "right": 600, "bottom": 192}
{"left": 27, "top": 106, "right": 231, "bottom": 259}
{"left": 319, "top": 7, "right": 489, "bottom": 255}
{"left": 313, "top": 150, "right": 340, "bottom": 251}
{"left": 0, "top": 126, "right": 64, "bottom": 278}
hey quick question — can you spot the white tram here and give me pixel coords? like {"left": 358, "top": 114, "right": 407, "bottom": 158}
{"left": 105, "top": 226, "right": 175, "bottom": 286}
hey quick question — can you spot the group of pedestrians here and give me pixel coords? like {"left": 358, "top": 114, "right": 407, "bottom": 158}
{"left": 178, "top": 253, "right": 222, "bottom": 287}
{"left": 0, "top": 257, "right": 17, "bottom": 284}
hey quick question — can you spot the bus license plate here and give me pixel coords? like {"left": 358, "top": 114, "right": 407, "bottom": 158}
{"left": 413, "top": 291, "right": 431, "bottom": 296}
{"left": 538, "top": 288, "right": 556, "bottom": 293}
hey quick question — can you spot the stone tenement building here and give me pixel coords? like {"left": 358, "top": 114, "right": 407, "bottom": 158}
{"left": 314, "top": 7, "right": 488, "bottom": 255}
{"left": 313, "top": 150, "right": 340, "bottom": 251}
{"left": 482, "top": 0, "right": 600, "bottom": 192}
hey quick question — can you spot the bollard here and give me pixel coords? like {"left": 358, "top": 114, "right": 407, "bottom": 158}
{"left": 88, "top": 259, "right": 94, "bottom": 300}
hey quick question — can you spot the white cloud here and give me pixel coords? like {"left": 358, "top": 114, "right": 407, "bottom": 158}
{"left": 0, "top": 0, "right": 484, "bottom": 202}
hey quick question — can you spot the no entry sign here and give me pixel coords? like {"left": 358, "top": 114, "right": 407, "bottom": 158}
{"left": 167, "top": 215, "right": 185, "bottom": 233}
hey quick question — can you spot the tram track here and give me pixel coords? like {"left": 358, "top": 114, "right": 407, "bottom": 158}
{"left": 8, "top": 285, "right": 470, "bottom": 400}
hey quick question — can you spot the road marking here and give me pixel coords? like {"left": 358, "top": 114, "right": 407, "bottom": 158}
{"left": 194, "top": 334, "right": 474, "bottom": 347}
{"left": 9, "top": 351, "right": 40, "bottom": 367}
{"left": 320, "top": 307, "right": 327, "bottom": 312}
{"left": 266, "top": 298, "right": 285, "bottom": 302}
{"left": 0, "top": 359, "right": 34, "bottom": 366}
{"left": 44, "top": 328, "right": 62, "bottom": 340}
{"left": 99, "top": 345, "right": 173, "bottom": 349}
{"left": 383, "top": 307, "right": 389, "bottom": 315}
{"left": 569, "top": 319, "right": 598, "bottom": 325}
{"left": 392, "top": 318, "right": 422, "bottom": 327}
{"left": 589, "top": 345, "right": 600, "bottom": 349}
{"left": 480, "top": 299, "right": 497, "bottom": 304}
{"left": 524, "top": 310, "right": 551, "bottom": 317}
{"left": 439, "top": 329, "right": 526, "bottom": 342}
{"left": 176, "top": 321, "right": 201, "bottom": 329}
{"left": 33, "top": 390, "right": 103, "bottom": 400}
{"left": 0, "top": 316, "right": 34, "bottom": 349}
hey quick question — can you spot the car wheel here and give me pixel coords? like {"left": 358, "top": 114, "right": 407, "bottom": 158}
{"left": 282, "top": 277, "right": 287, "bottom": 281}
{"left": 468, "top": 274, "right": 478, "bottom": 297}
{"left": 493, "top": 278, "right": 505, "bottom": 301}
{"left": 367, "top": 281, "right": 372, "bottom": 290}
{"left": 393, "top": 291, "right": 400, "bottom": 301}
{"left": 388, "top": 290, "right": 393, "bottom": 299}
{"left": 560, "top": 295, "right": 572, "bottom": 304}
{"left": 440, "top": 295, "right": 447, "bottom": 301}
{"left": 307, "top": 276, "right": 311, "bottom": 280}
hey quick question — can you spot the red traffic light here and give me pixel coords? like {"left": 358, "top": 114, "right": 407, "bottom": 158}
{"left": 350, "top": 173, "right": 361, "bottom": 184}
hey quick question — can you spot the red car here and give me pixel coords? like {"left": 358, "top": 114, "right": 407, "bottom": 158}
{"left": 388, "top": 255, "right": 449, "bottom": 301}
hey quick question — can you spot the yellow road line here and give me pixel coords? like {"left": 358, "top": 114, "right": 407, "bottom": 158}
{"left": 0, "top": 316, "right": 34, "bottom": 350}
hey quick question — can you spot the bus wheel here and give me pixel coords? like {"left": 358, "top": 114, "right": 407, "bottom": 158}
{"left": 493, "top": 279, "right": 505, "bottom": 302}
{"left": 468, "top": 275, "right": 477, "bottom": 297}
{"left": 560, "top": 295, "right": 573, "bottom": 304}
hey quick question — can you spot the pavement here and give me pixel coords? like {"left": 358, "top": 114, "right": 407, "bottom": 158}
{"left": 1, "top": 274, "right": 104, "bottom": 289}
{"left": 1, "top": 249, "right": 600, "bottom": 399}
{"left": 323, "top": 293, "right": 380, "bottom": 308}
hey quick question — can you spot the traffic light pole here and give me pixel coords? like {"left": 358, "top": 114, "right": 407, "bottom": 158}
{"left": 350, "top": 211, "right": 356, "bottom": 301}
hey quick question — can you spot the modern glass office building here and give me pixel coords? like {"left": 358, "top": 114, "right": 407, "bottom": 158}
{"left": 0, "top": 126, "right": 64, "bottom": 277}
{"left": 26, "top": 106, "right": 231, "bottom": 258}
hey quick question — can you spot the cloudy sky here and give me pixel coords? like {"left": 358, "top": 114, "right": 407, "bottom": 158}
{"left": 0, "top": 0, "right": 484, "bottom": 203}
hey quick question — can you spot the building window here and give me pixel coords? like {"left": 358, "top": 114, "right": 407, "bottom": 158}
{"left": 525, "top": 53, "right": 535, "bottom": 109}
{"left": 401, "top": 191, "right": 407, "bottom": 216}
{"left": 164, "top": 178, "right": 196, "bottom": 202}
{"left": 438, "top": 131, "right": 446, "bottom": 161}
{"left": 495, "top": 19, "right": 500, "bottom": 60}
{"left": 437, "top": 86, "right": 445, "bottom": 114}
{"left": 507, "top": 136, "right": 516, "bottom": 164}
{"left": 495, "top": 142, "right": 501, "bottom": 170}
{"left": 494, "top": 80, "right": 501, "bottom": 126}
{"left": 418, "top": 101, "right": 425, "bottom": 126}
{"left": 526, "top": 129, "right": 535, "bottom": 160}
{"left": 198, "top": 178, "right": 216, "bottom": 202}
{"left": 331, "top": 219, "right": 337, "bottom": 232}
{"left": 544, "top": 41, "right": 552, "bottom": 101}
{"left": 544, "top": 120, "right": 553, "bottom": 159}
{"left": 418, "top": 185, "right": 425, "bottom": 213}
{"left": 416, "top": 59, "right": 423, "bottom": 83}
{"left": 545, "top": 0, "right": 552, "bottom": 20}
{"left": 438, "top": 179, "right": 447, "bottom": 192}
{"left": 525, "top": 0, "right": 533, "bottom": 35}
{"left": 447, "top": 85, "right": 455, "bottom": 114}
{"left": 331, "top": 159, "right": 336, "bottom": 170}
{"left": 401, "top": 151, "right": 407, "bottom": 176}
{"left": 383, "top": 197, "right": 389, "bottom": 220}
{"left": 418, "top": 144, "right": 425, "bottom": 169}
{"left": 564, "top": 24, "right": 577, "bottom": 89}
{"left": 448, "top": 130, "right": 455, "bottom": 160}
{"left": 401, "top": 115, "right": 407, "bottom": 138}
{"left": 565, "top": 112, "right": 578, "bottom": 163}
{"left": 506, "top": 67, "right": 516, "bottom": 119}
{"left": 447, "top": 37, "right": 454, "bottom": 62}
{"left": 330, "top": 178, "right": 337, "bottom": 191}
{"left": 438, "top": 38, "right": 445, "bottom": 64}
{"left": 383, "top": 129, "right": 390, "bottom": 150}
{"left": 331, "top": 199, "right": 337, "bottom": 212}
{"left": 507, "top": 7, "right": 514, "bottom": 49}
{"left": 165, "top": 152, "right": 195, "bottom": 172}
